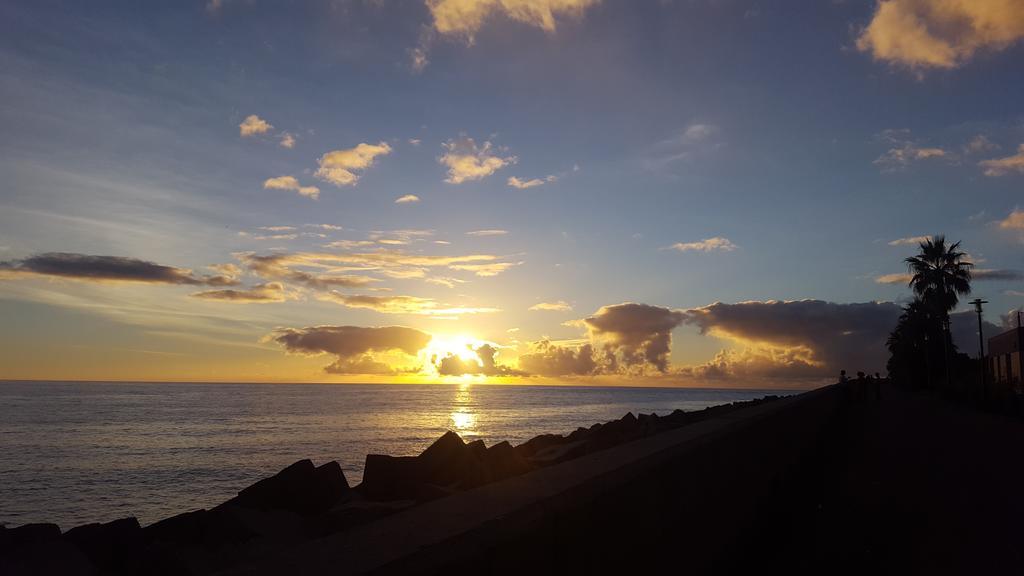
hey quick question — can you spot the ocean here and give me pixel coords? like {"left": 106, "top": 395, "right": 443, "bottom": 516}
{"left": 0, "top": 381, "right": 795, "bottom": 529}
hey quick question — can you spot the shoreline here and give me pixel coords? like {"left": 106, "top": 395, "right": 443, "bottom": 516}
{"left": 1, "top": 392, "right": 787, "bottom": 574}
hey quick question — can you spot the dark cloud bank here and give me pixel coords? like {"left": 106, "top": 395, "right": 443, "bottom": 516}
{"left": 0, "top": 253, "right": 238, "bottom": 286}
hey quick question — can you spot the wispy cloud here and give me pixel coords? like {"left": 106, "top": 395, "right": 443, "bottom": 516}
{"left": 980, "top": 144, "right": 1024, "bottom": 176}
{"left": 448, "top": 261, "right": 522, "bottom": 276}
{"left": 508, "top": 175, "right": 556, "bottom": 189}
{"left": 873, "top": 129, "right": 948, "bottom": 171}
{"left": 964, "top": 134, "right": 999, "bottom": 155}
{"left": 191, "top": 282, "right": 294, "bottom": 303}
{"left": 466, "top": 229, "right": 508, "bottom": 236}
{"left": 395, "top": 194, "right": 420, "bottom": 204}
{"left": 320, "top": 292, "right": 500, "bottom": 316}
{"left": 875, "top": 273, "right": 912, "bottom": 285}
{"left": 529, "top": 300, "right": 572, "bottom": 312}
{"left": 315, "top": 142, "right": 392, "bottom": 187}
{"left": 999, "top": 208, "right": 1024, "bottom": 230}
{"left": 887, "top": 235, "right": 931, "bottom": 246}
{"left": 665, "top": 237, "right": 737, "bottom": 253}
{"left": 440, "top": 137, "right": 516, "bottom": 184}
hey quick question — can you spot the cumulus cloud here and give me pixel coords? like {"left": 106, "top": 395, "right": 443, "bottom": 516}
{"left": 434, "top": 343, "right": 524, "bottom": 376}
{"left": 517, "top": 339, "right": 597, "bottom": 376}
{"left": 263, "top": 176, "right": 321, "bottom": 200}
{"left": 856, "top": 0, "right": 1024, "bottom": 70}
{"left": 427, "top": 0, "right": 600, "bottom": 40}
{"left": 315, "top": 142, "right": 392, "bottom": 187}
{"left": 465, "top": 229, "right": 508, "bottom": 236}
{"left": 666, "top": 237, "right": 738, "bottom": 253}
{"left": 508, "top": 175, "right": 557, "bottom": 189}
{"left": 239, "top": 114, "right": 273, "bottom": 137}
{"left": 980, "top": 144, "right": 1024, "bottom": 176}
{"left": 584, "top": 302, "right": 687, "bottom": 373}
{"left": 321, "top": 292, "right": 500, "bottom": 316}
{"left": 270, "top": 325, "right": 431, "bottom": 374}
{"left": 680, "top": 300, "right": 903, "bottom": 381}
{"left": 395, "top": 194, "right": 421, "bottom": 204}
{"left": 191, "top": 282, "right": 294, "bottom": 303}
{"left": 279, "top": 132, "right": 296, "bottom": 149}
{"left": 440, "top": 137, "right": 516, "bottom": 184}
{"left": 0, "top": 253, "right": 238, "bottom": 286}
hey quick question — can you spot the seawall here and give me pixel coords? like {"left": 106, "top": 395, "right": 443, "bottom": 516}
{"left": 232, "top": 384, "right": 843, "bottom": 574}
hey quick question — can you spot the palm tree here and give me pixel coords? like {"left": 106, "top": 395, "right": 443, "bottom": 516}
{"left": 905, "top": 235, "right": 973, "bottom": 318}
{"left": 904, "top": 236, "right": 973, "bottom": 388}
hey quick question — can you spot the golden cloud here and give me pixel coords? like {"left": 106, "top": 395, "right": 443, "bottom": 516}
{"left": 427, "top": 0, "right": 600, "bottom": 40}
{"left": 320, "top": 292, "right": 501, "bottom": 316}
{"left": 980, "top": 144, "right": 1024, "bottom": 176}
{"left": 270, "top": 325, "right": 431, "bottom": 374}
{"left": 239, "top": 114, "right": 273, "bottom": 137}
{"left": 529, "top": 300, "right": 572, "bottom": 311}
{"left": 263, "top": 176, "right": 320, "bottom": 200}
{"left": 856, "top": 0, "right": 1024, "bottom": 70}
{"left": 315, "top": 142, "right": 392, "bottom": 187}
{"left": 999, "top": 208, "right": 1024, "bottom": 230}
{"left": 440, "top": 137, "right": 516, "bottom": 184}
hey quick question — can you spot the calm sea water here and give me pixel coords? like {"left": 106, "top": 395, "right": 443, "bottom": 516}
{"left": 0, "top": 381, "right": 794, "bottom": 529}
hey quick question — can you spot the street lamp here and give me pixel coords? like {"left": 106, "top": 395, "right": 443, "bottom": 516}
{"left": 970, "top": 298, "right": 988, "bottom": 400}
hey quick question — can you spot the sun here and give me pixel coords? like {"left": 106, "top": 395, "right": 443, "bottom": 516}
{"left": 423, "top": 334, "right": 484, "bottom": 363}
{"left": 420, "top": 334, "right": 489, "bottom": 376}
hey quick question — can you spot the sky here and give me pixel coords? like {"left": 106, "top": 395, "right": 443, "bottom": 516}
{"left": 1, "top": 0, "right": 1023, "bottom": 387}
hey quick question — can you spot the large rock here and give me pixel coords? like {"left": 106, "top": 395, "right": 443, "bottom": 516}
{"left": 513, "top": 434, "right": 568, "bottom": 458}
{"left": 145, "top": 508, "right": 257, "bottom": 549}
{"left": 64, "top": 517, "right": 143, "bottom": 573}
{"left": 360, "top": 431, "right": 492, "bottom": 501}
{"left": 0, "top": 523, "right": 94, "bottom": 576}
{"left": 484, "top": 441, "right": 534, "bottom": 480}
{"left": 232, "top": 459, "right": 349, "bottom": 515}
{"left": 360, "top": 455, "right": 420, "bottom": 501}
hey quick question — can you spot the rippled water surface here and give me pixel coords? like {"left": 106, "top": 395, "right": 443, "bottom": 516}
{"left": 0, "top": 381, "right": 792, "bottom": 528}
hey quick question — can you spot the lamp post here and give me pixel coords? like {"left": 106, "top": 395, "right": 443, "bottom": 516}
{"left": 970, "top": 298, "right": 988, "bottom": 401}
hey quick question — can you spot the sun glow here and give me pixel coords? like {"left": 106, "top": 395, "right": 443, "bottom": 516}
{"left": 420, "top": 334, "right": 492, "bottom": 377}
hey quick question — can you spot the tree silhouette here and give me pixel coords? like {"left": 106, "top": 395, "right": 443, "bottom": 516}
{"left": 905, "top": 235, "right": 973, "bottom": 319}
{"left": 887, "top": 236, "right": 974, "bottom": 389}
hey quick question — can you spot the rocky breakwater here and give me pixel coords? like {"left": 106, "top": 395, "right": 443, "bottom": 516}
{"left": 0, "top": 395, "right": 782, "bottom": 575}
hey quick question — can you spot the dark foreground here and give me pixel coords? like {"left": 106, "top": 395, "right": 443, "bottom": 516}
{"left": 3, "top": 382, "right": 1023, "bottom": 575}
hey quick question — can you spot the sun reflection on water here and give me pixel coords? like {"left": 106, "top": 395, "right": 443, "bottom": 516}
{"left": 449, "top": 382, "right": 477, "bottom": 433}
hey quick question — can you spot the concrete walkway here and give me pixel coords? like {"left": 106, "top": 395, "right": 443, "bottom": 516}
{"left": 758, "top": 383, "right": 1024, "bottom": 575}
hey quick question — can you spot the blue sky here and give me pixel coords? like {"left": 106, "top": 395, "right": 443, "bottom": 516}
{"left": 1, "top": 0, "right": 1023, "bottom": 385}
